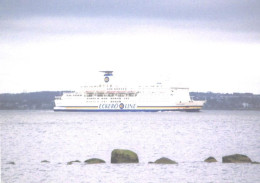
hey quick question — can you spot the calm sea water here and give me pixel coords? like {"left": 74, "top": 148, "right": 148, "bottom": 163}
{"left": 1, "top": 110, "right": 260, "bottom": 183}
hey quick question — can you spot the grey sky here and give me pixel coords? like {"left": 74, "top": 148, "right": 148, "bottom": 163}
{"left": 1, "top": 0, "right": 260, "bottom": 33}
{"left": 0, "top": 0, "right": 260, "bottom": 94}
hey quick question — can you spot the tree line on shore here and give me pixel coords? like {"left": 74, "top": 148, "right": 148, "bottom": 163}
{"left": 0, "top": 91, "right": 260, "bottom": 110}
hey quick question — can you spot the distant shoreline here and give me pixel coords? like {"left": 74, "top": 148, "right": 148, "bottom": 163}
{"left": 0, "top": 91, "right": 260, "bottom": 110}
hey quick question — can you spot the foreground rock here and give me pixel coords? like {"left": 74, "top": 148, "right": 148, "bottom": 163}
{"left": 204, "top": 157, "right": 217, "bottom": 163}
{"left": 7, "top": 161, "right": 15, "bottom": 165}
{"left": 67, "top": 160, "right": 81, "bottom": 165}
{"left": 84, "top": 158, "right": 106, "bottom": 164}
{"left": 151, "top": 157, "right": 178, "bottom": 164}
{"left": 41, "top": 160, "right": 50, "bottom": 163}
{"left": 222, "top": 154, "right": 252, "bottom": 163}
{"left": 111, "top": 149, "right": 139, "bottom": 163}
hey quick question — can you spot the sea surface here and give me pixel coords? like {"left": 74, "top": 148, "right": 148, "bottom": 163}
{"left": 1, "top": 110, "right": 260, "bottom": 183}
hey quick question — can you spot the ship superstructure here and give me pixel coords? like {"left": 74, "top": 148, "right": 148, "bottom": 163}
{"left": 54, "top": 71, "right": 205, "bottom": 112}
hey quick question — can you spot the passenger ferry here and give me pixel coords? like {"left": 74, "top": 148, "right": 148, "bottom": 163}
{"left": 54, "top": 71, "right": 205, "bottom": 112}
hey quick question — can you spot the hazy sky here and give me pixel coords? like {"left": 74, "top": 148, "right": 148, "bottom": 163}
{"left": 1, "top": 0, "right": 260, "bottom": 94}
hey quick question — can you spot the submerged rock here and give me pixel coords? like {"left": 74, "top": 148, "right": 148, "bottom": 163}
{"left": 67, "top": 160, "right": 81, "bottom": 165}
{"left": 204, "top": 157, "right": 217, "bottom": 163}
{"left": 222, "top": 154, "right": 252, "bottom": 163}
{"left": 153, "top": 157, "right": 178, "bottom": 164}
{"left": 84, "top": 158, "right": 105, "bottom": 164}
{"left": 41, "top": 160, "right": 50, "bottom": 163}
{"left": 111, "top": 149, "right": 139, "bottom": 163}
{"left": 7, "top": 161, "right": 15, "bottom": 165}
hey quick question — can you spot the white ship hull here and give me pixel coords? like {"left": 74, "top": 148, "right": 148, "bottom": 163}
{"left": 54, "top": 71, "right": 205, "bottom": 112}
{"left": 54, "top": 105, "right": 204, "bottom": 112}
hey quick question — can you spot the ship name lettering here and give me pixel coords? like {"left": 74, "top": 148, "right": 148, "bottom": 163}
{"left": 125, "top": 104, "right": 136, "bottom": 109}
{"left": 99, "top": 103, "right": 135, "bottom": 109}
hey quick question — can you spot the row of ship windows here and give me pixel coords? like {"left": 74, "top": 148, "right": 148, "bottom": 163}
{"left": 86, "top": 97, "right": 130, "bottom": 100}
{"left": 85, "top": 85, "right": 127, "bottom": 91}
{"left": 67, "top": 93, "right": 171, "bottom": 97}
{"left": 65, "top": 94, "right": 134, "bottom": 97}
{"left": 86, "top": 94, "right": 136, "bottom": 97}
{"left": 107, "top": 88, "right": 127, "bottom": 91}
{"left": 86, "top": 101, "right": 122, "bottom": 103}
{"left": 85, "top": 85, "right": 108, "bottom": 87}
{"left": 86, "top": 97, "right": 122, "bottom": 99}
{"left": 65, "top": 96, "right": 131, "bottom": 100}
